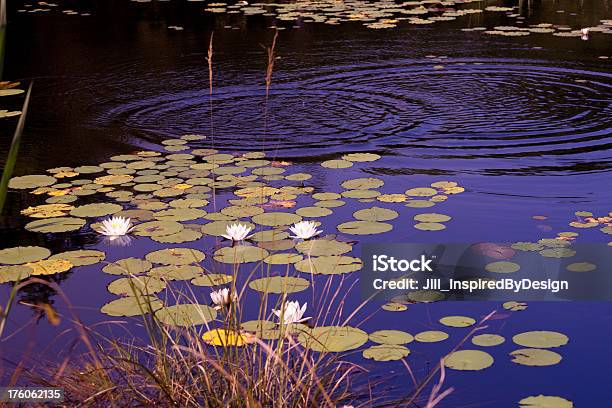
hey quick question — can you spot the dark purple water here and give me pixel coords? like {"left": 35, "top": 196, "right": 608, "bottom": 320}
{"left": 1, "top": 0, "right": 611, "bottom": 406}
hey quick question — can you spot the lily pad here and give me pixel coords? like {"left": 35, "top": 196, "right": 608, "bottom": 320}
{"left": 341, "top": 189, "right": 381, "bottom": 199}
{"left": 369, "top": 330, "right": 414, "bottom": 345}
{"left": 25, "top": 217, "right": 86, "bottom": 233}
{"left": 101, "top": 296, "right": 163, "bottom": 316}
{"left": 252, "top": 212, "right": 302, "bottom": 226}
{"left": 485, "top": 261, "right": 520, "bottom": 274}
{"left": 314, "top": 200, "right": 346, "bottom": 208}
{"left": 295, "top": 239, "right": 352, "bottom": 256}
{"left": 363, "top": 344, "right": 410, "bottom": 361}
{"left": 103, "top": 258, "right": 152, "bottom": 275}
{"left": 512, "top": 331, "right": 569, "bottom": 348}
{"left": 296, "top": 206, "right": 333, "bottom": 217}
{"left": 153, "top": 208, "right": 206, "bottom": 222}
{"left": 108, "top": 276, "right": 167, "bottom": 296}
{"left": 264, "top": 253, "right": 303, "bottom": 264}
{"left": 156, "top": 304, "right": 217, "bottom": 327}
{"left": 298, "top": 326, "right": 368, "bottom": 352}
{"left": 132, "top": 221, "right": 184, "bottom": 237}
{"left": 566, "top": 262, "right": 596, "bottom": 272}
{"left": 9, "top": 174, "right": 57, "bottom": 189}
{"left": 342, "top": 153, "right": 381, "bottom": 162}
{"left": 313, "top": 192, "right": 341, "bottom": 200}
{"left": 382, "top": 302, "right": 408, "bottom": 312}
{"left": 191, "top": 273, "right": 233, "bottom": 286}
{"left": 0, "top": 246, "right": 51, "bottom": 264}
{"left": 415, "top": 331, "right": 449, "bottom": 343}
{"left": 213, "top": 246, "right": 268, "bottom": 264}
{"left": 249, "top": 276, "right": 310, "bottom": 294}
{"left": 49, "top": 250, "right": 105, "bottom": 266}
{"left": 405, "top": 187, "right": 437, "bottom": 197}
{"left": 444, "top": 350, "right": 494, "bottom": 371}
{"left": 321, "top": 159, "right": 353, "bottom": 169}
{"left": 414, "top": 222, "right": 446, "bottom": 231}
{"left": 203, "top": 329, "right": 248, "bottom": 346}
{"left": 151, "top": 229, "right": 203, "bottom": 243}
{"left": 518, "top": 395, "right": 573, "bottom": 408}
{"left": 0, "top": 265, "right": 33, "bottom": 283}
{"left": 70, "top": 203, "right": 123, "bottom": 217}
{"left": 146, "top": 248, "right": 205, "bottom": 265}
{"left": 503, "top": 301, "right": 528, "bottom": 311}
{"left": 341, "top": 177, "right": 384, "bottom": 190}
{"left": 405, "top": 200, "right": 435, "bottom": 208}
{"left": 337, "top": 221, "right": 392, "bottom": 235}
{"left": 472, "top": 334, "right": 505, "bottom": 347}
{"left": 510, "top": 348, "right": 562, "bottom": 366}
{"left": 413, "top": 213, "right": 451, "bottom": 223}
{"left": 250, "top": 230, "right": 290, "bottom": 242}
{"left": 295, "top": 256, "right": 362, "bottom": 275}
{"left": 353, "top": 206, "right": 398, "bottom": 222}
{"left": 439, "top": 316, "right": 476, "bottom": 327}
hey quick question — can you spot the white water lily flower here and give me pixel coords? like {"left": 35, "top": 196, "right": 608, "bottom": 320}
{"left": 221, "top": 223, "right": 253, "bottom": 241}
{"left": 96, "top": 216, "right": 133, "bottom": 239}
{"left": 289, "top": 221, "right": 321, "bottom": 240}
{"left": 272, "top": 300, "right": 311, "bottom": 325}
{"left": 210, "top": 288, "right": 237, "bottom": 309}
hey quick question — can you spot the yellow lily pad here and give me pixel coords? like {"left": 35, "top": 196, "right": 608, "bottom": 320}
{"left": 518, "top": 395, "right": 573, "bottom": 408}
{"left": 363, "top": 344, "right": 410, "bottom": 361}
{"left": 203, "top": 329, "right": 248, "bottom": 346}
{"left": 49, "top": 250, "right": 105, "bottom": 266}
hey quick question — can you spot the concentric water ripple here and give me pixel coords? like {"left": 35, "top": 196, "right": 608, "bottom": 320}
{"left": 99, "top": 59, "right": 612, "bottom": 175}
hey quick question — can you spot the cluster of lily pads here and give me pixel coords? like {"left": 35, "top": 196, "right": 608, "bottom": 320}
{"left": 16, "top": 2, "right": 91, "bottom": 16}
{"left": 0, "top": 82, "right": 25, "bottom": 119}
{"left": 465, "top": 18, "right": 612, "bottom": 40}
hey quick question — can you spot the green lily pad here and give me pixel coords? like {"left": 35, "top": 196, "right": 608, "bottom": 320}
{"left": 156, "top": 304, "right": 217, "bottom": 327}
{"left": 415, "top": 331, "right": 449, "bottom": 343}
{"left": 213, "top": 245, "right": 269, "bottom": 264}
{"left": 512, "top": 331, "right": 569, "bottom": 348}
{"left": 248, "top": 276, "right": 310, "bottom": 294}
{"left": 9, "top": 174, "right": 57, "bottom": 189}
{"left": 510, "top": 348, "right": 562, "bottom": 366}
{"left": 296, "top": 207, "right": 333, "bottom": 217}
{"left": 413, "top": 213, "right": 451, "bottom": 223}
{"left": 321, "top": 159, "right": 353, "bottom": 169}
{"left": 405, "top": 200, "right": 435, "bottom": 208}
{"left": 146, "top": 248, "right": 205, "bottom": 265}
{"left": 363, "top": 344, "right": 410, "bottom": 361}
{"left": 566, "top": 262, "right": 596, "bottom": 272}
{"left": 369, "top": 330, "right": 414, "bottom": 345}
{"left": 295, "top": 239, "right": 352, "bottom": 256}
{"left": 49, "top": 250, "right": 105, "bottom": 266}
{"left": 314, "top": 200, "right": 346, "bottom": 208}
{"left": 353, "top": 207, "right": 398, "bottom": 222}
{"left": 298, "top": 326, "right": 368, "bottom": 352}
{"left": 132, "top": 221, "right": 184, "bottom": 237}
{"left": 201, "top": 221, "right": 255, "bottom": 236}
{"left": 337, "top": 221, "right": 392, "bottom": 235}
{"left": 382, "top": 302, "right": 408, "bottom": 312}
{"left": 148, "top": 264, "right": 203, "bottom": 280}
{"left": 341, "top": 189, "right": 381, "bottom": 199}
{"left": 70, "top": 203, "right": 123, "bottom": 217}
{"left": 485, "top": 261, "right": 520, "bottom": 274}
{"left": 264, "top": 253, "right": 303, "bottom": 264}
{"left": 221, "top": 205, "right": 264, "bottom": 218}
{"left": 25, "top": 217, "right": 86, "bottom": 233}
{"left": 405, "top": 187, "right": 437, "bottom": 197}
{"left": 150, "top": 229, "right": 203, "bottom": 243}
{"left": 103, "top": 258, "right": 152, "bottom": 275}
{"left": 100, "top": 295, "right": 163, "bottom": 316}
{"left": 342, "top": 153, "right": 381, "bottom": 162}
{"left": 153, "top": 208, "right": 206, "bottom": 222}
{"left": 252, "top": 212, "right": 302, "bottom": 226}
{"left": 414, "top": 222, "right": 446, "bottom": 231}
{"left": 191, "top": 273, "right": 234, "bottom": 286}
{"left": 295, "top": 256, "right": 362, "bottom": 275}
{"left": 107, "top": 276, "right": 167, "bottom": 296}
{"left": 503, "top": 301, "right": 528, "bottom": 311}
{"left": 169, "top": 198, "right": 209, "bottom": 208}
{"left": 539, "top": 248, "right": 576, "bottom": 258}
{"left": 439, "top": 316, "right": 476, "bottom": 327}
{"left": 518, "top": 395, "right": 573, "bottom": 408}
{"left": 444, "top": 350, "right": 494, "bottom": 371}
{"left": 313, "top": 192, "right": 341, "bottom": 200}
{"left": 341, "top": 177, "right": 384, "bottom": 190}
{"left": 0, "top": 265, "right": 33, "bottom": 283}
{"left": 0, "top": 246, "right": 51, "bottom": 265}
{"left": 408, "top": 290, "right": 445, "bottom": 303}
{"left": 285, "top": 173, "right": 312, "bottom": 181}
{"left": 472, "top": 334, "right": 506, "bottom": 347}
{"left": 512, "top": 242, "right": 544, "bottom": 251}
{"left": 250, "top": 230, "right": 290, "bottom": 242}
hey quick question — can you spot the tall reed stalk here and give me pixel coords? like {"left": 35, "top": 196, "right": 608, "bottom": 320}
{"left": 0, "top": 82, "right": 32, "bottom": 214}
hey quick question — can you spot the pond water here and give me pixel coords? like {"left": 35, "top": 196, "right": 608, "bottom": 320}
{"left": 1, "top": 0, "right": 611, "bottom": 406}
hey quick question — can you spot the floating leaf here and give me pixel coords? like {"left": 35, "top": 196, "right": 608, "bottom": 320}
{"left": 49, "top": 250, "right": 105, "bottom": 266}
{"left": 249, "top": 276, "right": 310, "bottom": 294}
{"left": 25, "top": 217, "right": 86, "bottom": 233}
{"left": 295, "top": 256, "right": 362, "bottom": 275}
{"left": 70, "top": 203, "right": 123, "bottom": 217}
{"left": 408, "top": 290, "right": 445, "bottom": 303}
{"left": 108, "top": 276, "right": 167, "bottom": 296}
{"left": 341, "top": 177, "right": 384, "bottom": 190}
{"left": 221, "top": 205, "right": 264, "bottom": 218}
{"left": 314, "top": 200, "right": 345, "bottom": 208}
{"left": 94, "top": 174, "right": 134, "bottom": 185}
{"left": 444, "top": 350, "right": 494, "bottom": 371}
{"left": 510, "top": 348, "right": 562, "bottom": 366}
{"left": 203, "top": 329, "right": 248, "bottom": 346}
{"left": 439, "top": 316, "right": 476, "bottom": 328}
{"left": 103, "top": 258, "right": 152, "bottom": 275}
{"left": 0, "top": 246, "right": 51, "bottom": 264}
{"left": 512, "top": 331, "right": 569, "bottom": 348}
{"left": 377, "top": 194, "right": 407, "bottom": 203}
{"left": 101, "top": 296, "right": 163, "bottom": 316}
{"left": 153, "top": 208, "right": 206, "bottom": 222}
{"left": 405, "top": 187, "right": 437, "bottom": 197}
{"left": 151, "top": 229, "right": 203, "bottom": 243}
{"left": 0, "top": 265, "right": 32, "bottom": 283}
{"left": 313, "top": 192, "right": 341, "bottom": 200}
{"left": 213, "top": 246, "right": 268, "bottom": 264}
{"left": 264, "top": 253, "right": 303, "bottom": 264}
{"left": 363, "top": 344, "right": 410, "bottom": 361}
{"left": 539, "top": 248, "right": 576, "bottom": 258}
{"left": 132, "top": 221, "right": 184, "bottom": 237}
{"left": 157, "top": 304, "right": 217, "bottom": 327}
{"left": 148, "top": 264, "right": 203, "bottom": 280}
{"left": 566, "top": 262, "right": 596, "bottom": 272}
{"left": 405, "top": 200, "right": 435, "bottom": 208}
{"left": 337, "top": 221, "right": 392, "bottom": 235}
{"left": 321, "top": 159, "right": 353, "bottom": 169}
{"left": 518, "top": 395, "right": 573, "bottom": 408}
{"left": 413, "top": 213, "right": 451, "bottom": 223}
{"left": 472, "top": 334, "right": 505, "bottom": 347}
{"left": 353, "top": 206, "right": 398, "bottom": 222}
{"left": 414, "top": 222, "right": 446, "bottom": 231}
{"left": 298, "top": 326, "right": 368, "bottom": 352}
{"left": 342, "top": 153, "right": 381, "bottom": 162}
{"left": 146, "top": 248, "right": 205, "bottom": 265}
{"left": 503, "top": 301, "right": 528, "bottom": 311}
{"left": 415, "top": 331, "right": 449, "bottom": 342}
{"left": 369, "top": 330, "right": 414, "bottom": 345}
{"left": 485, "top": 261, "right": 520, "bottom": 274}
{"left": 296, "top": 206, "right": 333, "bottom": 217}
{"left": 201, "top": 221, "right": 255, "bottom": 236}
{"left": 295, "top": 239, "right": 352, "bottom": 256}
{"left": 21, "top": 203, "right": 74, "bottom": 218}
{"left": 191, "top": 273, "right": 233, "bottom": 286}
{"left": 9, "top": 175, "right": 57, "bottom": 189}
{"left": 252, "top": 212, "right": 302, "bottom": 226}
{"left": 382, "top": 302, "right": 408, "bottom": 312}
